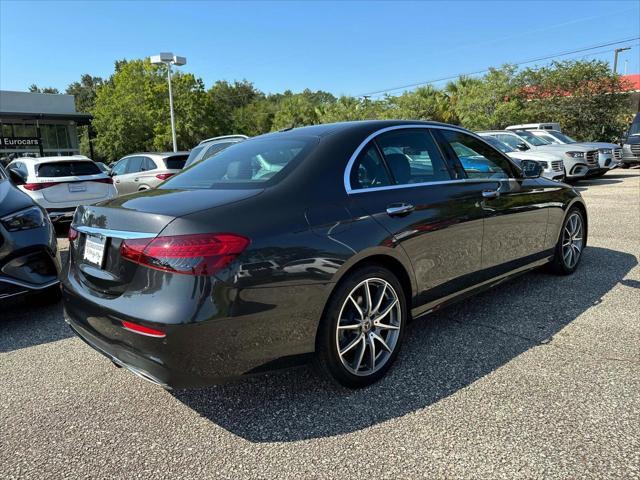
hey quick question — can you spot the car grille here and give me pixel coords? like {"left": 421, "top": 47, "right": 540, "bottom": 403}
{"left": 585, "top": 150, "right": 598, "bottom": 166}
{"left": 551, "top": 160, "right": 563, "bottom": 172}
{"left": 631, "top": 144, "right": 640, "bottom": 157}
{"left": 614, "top": 148, "right": 623, "bottom": 160}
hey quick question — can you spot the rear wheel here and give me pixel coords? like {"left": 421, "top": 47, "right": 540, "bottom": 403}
{"left": 549, "top": 207, "right": 585, "bottom": 275}
{"left": 315, "top": 266, "right": 406, "bottom": 388}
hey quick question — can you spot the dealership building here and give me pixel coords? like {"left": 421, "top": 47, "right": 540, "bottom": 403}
{"left": 0, "top": 90, "right": 92, "bottom": 164}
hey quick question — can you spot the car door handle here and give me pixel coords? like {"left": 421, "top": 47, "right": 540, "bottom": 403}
{"left": 115, "top": 179, "right": 121, "bottom": 183}
{"left": 482, "top": 189, "right": 500, "bottom": 199}
{"left": 134, "top": 178, "right": 139, "bottom": 182}
{"left": 386, "top": 203, "right": 414, "bottom": 216}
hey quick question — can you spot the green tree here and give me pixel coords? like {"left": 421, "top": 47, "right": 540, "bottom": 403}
{"left": 388, "top": 85, "right": 456, "bottom": 123}
{"left": 66, "top": 74, "right": 104, "bottom": 158}
{"left": 271, "top": 89, "right": 336, "bottom": 130}
{"left": 28, "top": 84, "right": 60, "bottom": 94}
{"left": 518, "top": 60, "right": 630, "bottom": 141}
{"left": 92, "top": 59, "right": 208, "bottom": 162}
{"left": 206, "top": 80, "right": 262, "bottom": 137}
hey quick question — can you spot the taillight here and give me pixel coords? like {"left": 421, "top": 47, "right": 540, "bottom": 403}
{"left": 121, "top": 320, "right": 166, "bottom": 338}
{"left": 120, "top": 233, "right": 249, "bottom": 276}
{"left": 93, "top": 177, "right": 113, "bottom": 184}
{"left": 155, "top": 173, "right": 174, "bottom": 181}
{"left": 68, "top": 226, "right": 78, "bottom": 242}
{"left": 24, "top": 182, "right": 58, "bottom": 191}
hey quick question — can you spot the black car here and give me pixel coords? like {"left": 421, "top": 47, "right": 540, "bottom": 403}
{"left": 62, "top": 120, "right": 587, "bottom": 389}
{"left": 0, "top": 164, "right": 61, "bottom": 302}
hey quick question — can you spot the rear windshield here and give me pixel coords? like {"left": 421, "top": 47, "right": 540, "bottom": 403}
{"left": 185, "top": 145, "right": 206, "bottom": 167}
{"left": 37, "top": 161, "right": 101, "bottom": 177}
{"left": 162, "top": 136, "right": 318, "bottom": 189}
{"left": 163, "top": 154, "right": 188, "bottom": 170}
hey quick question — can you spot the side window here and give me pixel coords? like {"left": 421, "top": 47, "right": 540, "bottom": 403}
{"left": 111, "top": 159, "right": 129, "bottom": 176}
{"left": 496, "top": 134, "right": 524, "bottom": 150}
{"left": 126, "top": 156, "right": 143, "bottom": 173}
{"left": 440, "top": 131, "right": 513, "bottom": 179}
{"left": 140, "top": 157, "right": 156, "bottom": 171}
{"left": 375, "top": 129, "right": 451, "bottom": 184}
{"left": 350, "top": 143, "right": 392, "bottom": 190}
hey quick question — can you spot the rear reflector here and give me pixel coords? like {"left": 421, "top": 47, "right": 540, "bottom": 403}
{"left": 24, "top": 182, "right": 58, "bottom": 191}
{"left": 155, "top": 173, "right": 174, "bottom": 180}
{"left": 120, "top": 233, "right": 250, "bottom": 276}
{"left": 68, "top": 226, "right": 78, "bottom": 242}
{"left": 121, "top": 320, "right": 166, "bottom": 338}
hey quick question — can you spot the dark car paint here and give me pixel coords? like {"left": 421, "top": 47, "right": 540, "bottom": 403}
{"left": 61, "top": 120, "right": 586, "bottom": 388}
{"left": 0, "top": 169, "right": 61, "bottom": 299}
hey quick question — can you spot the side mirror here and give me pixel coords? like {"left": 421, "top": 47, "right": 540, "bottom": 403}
{"left": 516, "top": 143, "right": 529, "bottom": 151}
{"left": 520, "top": 160, "right": 543, "bottom": 179}
{"left": 8, "top": 168, "right": 26, "bottom": 185}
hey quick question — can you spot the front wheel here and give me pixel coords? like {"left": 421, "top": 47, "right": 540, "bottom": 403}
{"left": 315, "top": 266, "right": 406, "bottom": 388}
{"left": 549, "top": 207, "right": 586, "bottom": 275}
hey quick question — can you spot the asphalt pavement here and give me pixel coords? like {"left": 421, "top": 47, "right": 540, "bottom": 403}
{"left": 1, "top": 169, "right": 639, "bottom": 479}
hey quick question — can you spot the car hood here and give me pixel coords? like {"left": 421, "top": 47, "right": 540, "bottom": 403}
{"left": 535, "top": 144, "right": 597, "bottom": 153}
{"left": 625, "top": 135, "right": 640, "bottom": 145}
{"left": 577, "top": 142, "right": 619, "bottom": 149}
{"left": 0, "top": 179, "right": 37, "bottom": 216}
{"left": 507, "top": 151, "right": 563, "bottom": 161}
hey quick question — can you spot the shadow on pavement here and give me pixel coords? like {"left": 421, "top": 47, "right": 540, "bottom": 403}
{"left": 174, "top": 246, "right": 637, "bottom": 442}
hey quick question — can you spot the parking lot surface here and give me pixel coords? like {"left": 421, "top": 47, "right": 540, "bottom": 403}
{"left": 1, "top": 170, "right": 639, "bottom": 479}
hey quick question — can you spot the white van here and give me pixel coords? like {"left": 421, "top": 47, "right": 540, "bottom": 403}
{"left": 506, "top": 123, "right": 562, "bottom": 132}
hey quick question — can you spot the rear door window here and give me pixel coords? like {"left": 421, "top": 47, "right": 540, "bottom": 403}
{"left": 141, "top": 157, "right": 156, "bottom": 171}
{"left": 37, "top": 161, "right": 101, "bottom": 177}
{"left": 164, "top": 154, "right": 188, "bottom": 169}
{"left": 375, "top": 129, "right": 452, "bottom": 184}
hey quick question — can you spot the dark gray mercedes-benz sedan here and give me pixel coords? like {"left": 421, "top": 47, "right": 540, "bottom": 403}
{"left": 62, "top": 120, "right": 587, "bottom": 389}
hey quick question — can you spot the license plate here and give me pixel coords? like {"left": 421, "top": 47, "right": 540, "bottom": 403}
{"left": 83, "top": 234, "right": 106, "bottom": 267}
{"left": 69, "top": 184, "right": 87, "bottom": 192}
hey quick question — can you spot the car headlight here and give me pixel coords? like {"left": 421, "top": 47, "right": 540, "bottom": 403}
{"left": 1, "top": 206, "right": 46, "bottom": 232}
{"left": 565, "top": 151, "right": 585, "bottom": 158}
{"left": 600, "top": 148, "right": 612, "bottom": 155}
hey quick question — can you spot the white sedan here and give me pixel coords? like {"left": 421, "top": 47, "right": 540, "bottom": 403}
{"left": 6, "top": 155, "right": 117, "bottom": 222}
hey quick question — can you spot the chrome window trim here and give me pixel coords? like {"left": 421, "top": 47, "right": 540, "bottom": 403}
{"left": 73, "top": 225, "right": 155, "bottom": 239}
{"left": 344, "top": 124, "right": 521, "bottom": 194}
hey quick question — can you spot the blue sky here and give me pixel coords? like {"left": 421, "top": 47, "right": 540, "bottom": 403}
{"left": 1, "top": 1, "right": 639, "bottom": 97}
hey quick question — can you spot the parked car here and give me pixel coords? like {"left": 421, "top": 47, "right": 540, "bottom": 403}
{"left": 506, "top": 122, "right": 562, "bottom": 132}
{"left": 528, "top": 130, "right": 621, "bottom": 175}
{"left": 6, "top": 155, "right": 117, "bottom": 223}
{"left": 184, "top": 135, "right": 248, "bottom": 168}
{"left": 110, "top": 152, "right": 188, "bottom": 195}
{"left": 621, "top": 112, "right": 640, "bottom": 169}
{"left": 478, "top": 130, "right": 598, "bottom": 180}
{"left": 0, "top": 163, "right": 61, "bottom": 303}
{"left": 480, "top": 135, "right": 565, "bottom": 181}
{"left": 62, "top": 120, "right": 587, "bottom": 389}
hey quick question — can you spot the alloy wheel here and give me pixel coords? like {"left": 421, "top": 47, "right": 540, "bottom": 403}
{"left": 336, "top": 278, "right": 402, "bottom": 376}
{"left": 562, "top": 212, "right": 584, "bottom": 269}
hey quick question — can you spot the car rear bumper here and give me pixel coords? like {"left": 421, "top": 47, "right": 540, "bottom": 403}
{"left": 61, "top": 271, "right": 326, "bottom": 388}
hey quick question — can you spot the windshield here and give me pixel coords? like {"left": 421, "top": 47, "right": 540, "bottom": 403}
{"left": 628, "top": 118, "right": 640, "bottom": 136}
{"left": 516, "top": 130, "right": 549, "bottom": 146}
{"left": 547, "top": 131, "right": 577, "bottom": 143}
{"left": 482, "top": 135, "right": 515, "bottom": 153}
{"left": 185, "top": 145, "right": 206, "bottom": 167}
{"left": 162, "top": 136, "right": 318, "bottom": 189}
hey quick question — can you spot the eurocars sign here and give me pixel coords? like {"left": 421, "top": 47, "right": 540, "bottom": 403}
{"left": 0, "top": 137, "right": 41, "bottom": 148}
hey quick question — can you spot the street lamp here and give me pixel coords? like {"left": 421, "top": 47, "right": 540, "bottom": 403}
{"left": 613, "top": 47, "right": 631, "bottom": 74}
{"left": 150, "top": 52, "right": 187, "bottom": 152}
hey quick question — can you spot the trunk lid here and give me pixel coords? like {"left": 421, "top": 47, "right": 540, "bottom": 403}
{"left": 71, "top": 188, "right": 262, "bottom": 294}
{"left": 40, "top": 176, "right": 112, "bottom": 203}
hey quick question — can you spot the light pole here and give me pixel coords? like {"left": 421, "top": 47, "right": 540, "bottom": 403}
{"left": 150, "top": 52, "right": 187, "bottom": 152}
{"left": 613, "top": 47, "right": 631, "bottom": 74}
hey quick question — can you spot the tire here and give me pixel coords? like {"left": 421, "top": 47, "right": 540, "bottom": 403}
{"left": 30, "top": 284, "right": 61, "bottom": 305}
{"left": 621, "top": 163, "right": 630, "bottom": 169}
{"left": 549, "top": 207, "right": 586, "bottom": 275}
{"left": 315, "top": 265, "right": 407, "bottom": 388}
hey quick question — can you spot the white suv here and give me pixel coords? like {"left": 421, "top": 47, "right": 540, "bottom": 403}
{"left": 6, "top": 155, "right": 117, "bottom": 222}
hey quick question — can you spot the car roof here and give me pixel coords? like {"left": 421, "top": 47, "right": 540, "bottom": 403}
{"left": 123, "top": 152, "right": 189, "bottom": 158}
{"left": 257, "top": 120, "right": 469, "bottom": 140}
{"left": 11, "top": 155, "right": 93, "bottom": 164}
{"left": 197, "top": 135, "right": 248, "bottom": 146}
